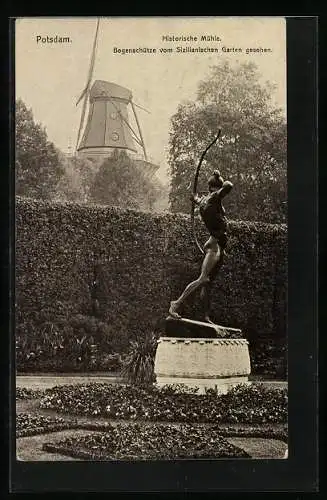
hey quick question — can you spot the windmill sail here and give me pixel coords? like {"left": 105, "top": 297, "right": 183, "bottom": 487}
{"left": 75, "top": 19, "right": 149, "bottom": 160}
{"left": 75, "top": 18, "right": 100, "bottom": 153}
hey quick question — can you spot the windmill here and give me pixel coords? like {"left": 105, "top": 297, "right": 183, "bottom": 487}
{"left": 75, "top": 18, "right": 153, "bottom": 169}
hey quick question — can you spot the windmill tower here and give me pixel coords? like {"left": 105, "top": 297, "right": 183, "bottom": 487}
{"left": 77, "top": 80, "right": 147, "bottom": 160}
{"left": 75, "top": 18, "right": 155, "bottom": 171}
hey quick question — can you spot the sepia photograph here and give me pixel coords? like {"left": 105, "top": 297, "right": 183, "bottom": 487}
{"left": 14, "top": 16, "right": 289, "bottom": 464}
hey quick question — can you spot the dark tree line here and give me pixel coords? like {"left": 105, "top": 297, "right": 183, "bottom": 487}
{"left": 15, "top": 99, "right": 168, "bottom": 212}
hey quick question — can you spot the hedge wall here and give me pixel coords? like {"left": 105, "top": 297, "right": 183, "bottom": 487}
{"left": 15, "top": 197, "right": 287, "bottom": 376}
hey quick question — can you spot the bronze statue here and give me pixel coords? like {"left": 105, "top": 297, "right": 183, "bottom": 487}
{"left": 169, "top": 170, "right": 233, "bottom": 321}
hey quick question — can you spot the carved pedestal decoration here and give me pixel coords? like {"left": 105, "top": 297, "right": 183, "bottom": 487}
{"left": 154, "top": 318, "right": 251, "bottom": 394}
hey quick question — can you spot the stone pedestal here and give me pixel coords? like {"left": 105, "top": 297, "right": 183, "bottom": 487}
{"left": 154, "top": 318, "right": 251, "bottom": 394}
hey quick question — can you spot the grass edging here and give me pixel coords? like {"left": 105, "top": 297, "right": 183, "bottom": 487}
{"left": 16, "top": 422, "right": 80, "bottom": 438}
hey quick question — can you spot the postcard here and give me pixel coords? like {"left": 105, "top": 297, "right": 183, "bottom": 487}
{"left": 11, "top": 16, "right": 317, "bottom": 492}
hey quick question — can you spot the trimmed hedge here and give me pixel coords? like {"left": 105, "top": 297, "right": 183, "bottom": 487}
{"left": 15, "top": 197, "right": 287, "bottom": 374}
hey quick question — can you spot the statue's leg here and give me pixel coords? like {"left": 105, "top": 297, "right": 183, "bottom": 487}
{"left": 169, "top": 248, "right": 220, "bottom": 317}
{"left": 200, "top": 282, "right": 214, "bottom": 324}
{"left": 201, "top": 248, "right": 225, "bottom": 323}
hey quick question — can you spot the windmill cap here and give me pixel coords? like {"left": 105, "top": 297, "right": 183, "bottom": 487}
{"left": 90, "top": 80, "right": 133, "bottom": 102}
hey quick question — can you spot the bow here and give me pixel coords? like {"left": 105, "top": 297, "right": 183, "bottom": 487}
{"left": 191, "top": 129, "right": 222, "bottom": 254}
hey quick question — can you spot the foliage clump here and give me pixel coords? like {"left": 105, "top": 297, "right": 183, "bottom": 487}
{"left": 169, "top": 61, "right": 287, "bottom": 223}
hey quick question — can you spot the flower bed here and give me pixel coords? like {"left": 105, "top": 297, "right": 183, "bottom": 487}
{"left": 69, "top": 421, "right": 288, "bottom": 442}
{"left": 211, "top": 424, "right": 288, "bottom": 442}
{"left": 16, "top": 387, "right": 44, "bottom": 400}
{"left": 39, "top": 383, "right": 287, "bottom": 424}
{"left": 16, "top": 413, "right": 79, "bottom": 437}
{"left": 16, "top": 413, "right": 287, "bottom": 442}
{"left": 42, "top": 422, "right": 250, "bottom": 460}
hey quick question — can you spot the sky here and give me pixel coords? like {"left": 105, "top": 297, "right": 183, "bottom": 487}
{"left": 15, "top": 17, "right": 286, "bottom": 182}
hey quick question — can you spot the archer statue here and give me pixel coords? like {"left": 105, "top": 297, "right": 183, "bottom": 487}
{"left": 169, "top": 130, "right": 233, "bottom": 323}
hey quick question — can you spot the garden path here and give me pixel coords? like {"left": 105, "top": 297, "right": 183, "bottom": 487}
{"left": 16, "top": 374, "right": 287, "bottom": 391}
{"left": 17, "top": 430, "right": 87, "bottom": 461}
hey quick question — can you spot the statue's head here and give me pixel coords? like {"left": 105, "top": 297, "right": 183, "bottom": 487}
{"left": 208, "top": 170, "right": 224, "bottom": 191}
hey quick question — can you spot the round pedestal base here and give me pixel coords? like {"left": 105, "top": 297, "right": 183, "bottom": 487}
{"left": 155, "top": 376, "right": 251, "bottom": 395}
{"left": 154, "top": 337, "right": 251, "bottom": 395}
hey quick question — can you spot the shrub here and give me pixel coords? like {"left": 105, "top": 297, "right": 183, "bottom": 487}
{"left": 121, "top": 334, "right": 158, "bottom": 386}
{"left": 16, "top": 314, "right": 124, "bottom": 372}
{"left": 250, "top": 338, "right": 287, "bottom": 379}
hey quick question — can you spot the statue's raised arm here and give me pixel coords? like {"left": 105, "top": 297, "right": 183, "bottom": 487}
{"left": 216, "top": 180, "right": 233, "bottom": 199}
{"left": 191, "top": 130, "right": 222, "bottom": 255}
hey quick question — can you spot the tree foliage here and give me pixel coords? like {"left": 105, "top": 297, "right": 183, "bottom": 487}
{"left": 53, "top": 154, "right": 101, "bottom": 203}
{"left": 168, "top": 61, "right": 287, "bottom": 223}
{"left": 15, "top": 99, "right": 64, "bottom": 199}
{"left": 89, "top": 149, "right": 163, "bottom": 212}
{"left": 15, "top": 99, "right": 168, "bottom": 212}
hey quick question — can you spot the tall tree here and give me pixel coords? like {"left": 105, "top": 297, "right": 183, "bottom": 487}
{"left": 168, "top": 61, "right": 287, "bottom": 223}
{"left": 15, "top": 99, "right": 64, "bottom": 199}
{"left": 53, "top": 154, "right": 101, "bottom": 203}
{"left": 89, "top": 149, "right": 163, "bottom": 212}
